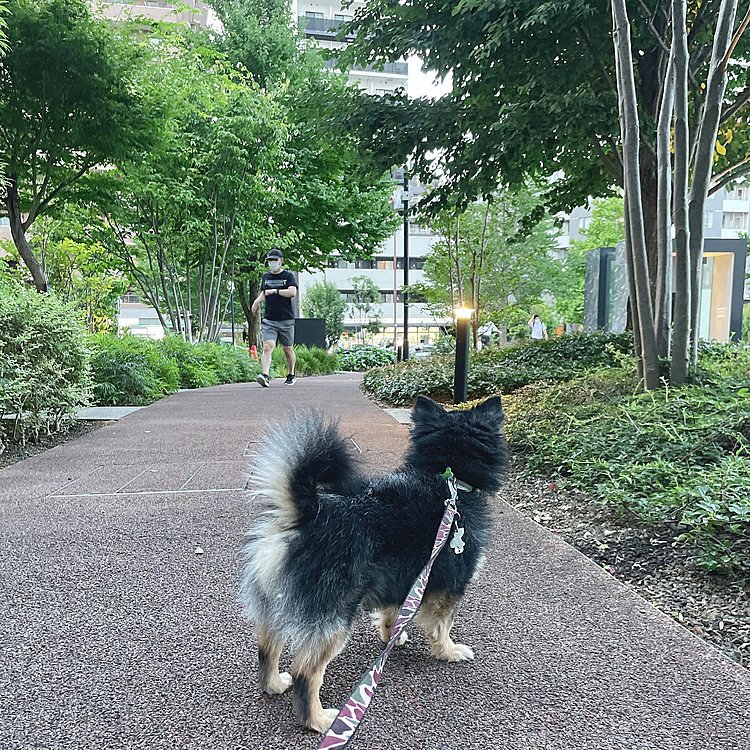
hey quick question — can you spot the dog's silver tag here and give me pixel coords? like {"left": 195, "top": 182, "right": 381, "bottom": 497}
{"left": 450, "top": 525, "right": 465, "bottom": 554}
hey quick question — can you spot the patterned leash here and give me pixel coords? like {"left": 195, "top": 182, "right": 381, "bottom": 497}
{"left": 318, "top": 467, "right": 464, "bottom": 749}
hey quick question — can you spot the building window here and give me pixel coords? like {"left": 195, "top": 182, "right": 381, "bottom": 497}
{"left": 355, "top": 258, "right": 375, "bottom": 269}
{"left": 409, "top": 223, "right": 432, "bottom": 235}
{"left": 334, "top": 14, "right": 351, "bottom": 21}
{"left": 121, "top": 293, "right": 141, "bottom": 304}
{"left": 704, "top": 210, "right": 714, "bottom": 229}
{"left": 0, "top": 217, "right": 9, "bottom": 226}
{"left": 377, "top": 259, "right": 394, "bottom": 270}
{"left": 578, "top": 216, "right": 592, "bottom": 231}
{"left": 380, "top": 291, "right": 394, "bottom": 303}
{"left": 374, "top": 88, "right": 394, "bottom": 96}
{"left": 726, "top": 185, "right": 748, "bottom": 200}
{"left": 722, "top": 211, "right": 748, "bottom": 230}
{"left": 305, "top": 11, "right": 324, "bottom": 18}
{"left": 562, "top": 219, "right": 570, "bottom": 234}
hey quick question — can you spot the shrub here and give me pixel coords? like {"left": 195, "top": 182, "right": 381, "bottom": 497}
{"left": 337, "top": 344, "right": 396, "bottom": 372}
{"left": 362, "top": 331, "right": 633, "bottom": 406}
{"left": 90, "top": 334, "right": 179, "bottom": 405}
{"left": 270, "top": 344, "right": 338, "bottom": 377}
{"left": 0, "top": 281, "right": 91, "bottom": 449}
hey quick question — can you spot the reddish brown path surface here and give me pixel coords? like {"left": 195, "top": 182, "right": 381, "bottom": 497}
{"left": 2, "top": 374, "right": 749, "bottom": 750}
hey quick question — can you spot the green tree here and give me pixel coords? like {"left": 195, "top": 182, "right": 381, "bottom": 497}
{"left": 85, "top": 30, "right": 287, "bottom": 342}
{"left": 415, "top": 186, "right": 561, "bottom": 346}
{"left": 208, "top": 0, "right": 399, "bottom": 341}
{"left": 0, "top": 0, "right": 153, "bottom": 291}
{"left": 344, "top": 0, "right": 750, "bottom": 387}
{"left": 302, "top": 280, "right": 346, "bottom": 348}
{"left": 349, "top": 275, "right": 382, "bottom": 343}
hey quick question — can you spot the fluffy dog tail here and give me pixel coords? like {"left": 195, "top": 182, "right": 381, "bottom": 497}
{"left": 249, "top": 411, "right": 357, "bottom": 525}
{"left": 240, "top": 412, "right": 357, "bottom": 627}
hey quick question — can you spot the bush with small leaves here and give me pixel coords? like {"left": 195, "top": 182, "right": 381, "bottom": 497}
{"left": 0, "top": 281, "right": 91, "bottom": 450}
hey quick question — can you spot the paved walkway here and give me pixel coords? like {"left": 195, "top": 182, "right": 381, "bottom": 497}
{"left": 1, "top": 374, "right": 749, "bottom": 750}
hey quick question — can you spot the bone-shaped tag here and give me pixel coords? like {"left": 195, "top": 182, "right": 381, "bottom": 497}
{"left": 450, "top": 525, "right": 465, "bottom": 554}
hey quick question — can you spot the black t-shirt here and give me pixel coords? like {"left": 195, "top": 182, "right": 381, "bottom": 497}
{"left": 261, "top": 270, "right": 297, "bottom": 321}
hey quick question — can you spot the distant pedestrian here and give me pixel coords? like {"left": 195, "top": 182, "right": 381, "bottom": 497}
{"left": 251, "top": 249, "right": 297, "bottom": 386}
{"left": 528, "top": 314, "right": 548, "bottom": 341}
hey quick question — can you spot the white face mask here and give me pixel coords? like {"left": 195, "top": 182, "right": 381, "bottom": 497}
{"left": 268, "top": 260, "right": 281, "bottom": 272}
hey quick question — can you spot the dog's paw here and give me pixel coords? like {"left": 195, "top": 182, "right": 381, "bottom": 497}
{"left": 433, "top": 642, "right": 474, "bottom": 662}
{"left": 264, "top": 671, "right": 292, "bottom": 694}
{"left": 309, "top": 707, "right": 340, "bottom": 734}
{"left": 396, "top": 630, "right": 409, "bottom": 646}
{"left": 447, "top": 643, "right": 474, "bottom": 662}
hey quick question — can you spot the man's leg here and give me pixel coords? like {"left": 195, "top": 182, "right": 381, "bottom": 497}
{"left": 281, "top": 345, "right": 295, "bottom": 376}
{"left": 261, "top": 339, "right": 275, "bottom": 375}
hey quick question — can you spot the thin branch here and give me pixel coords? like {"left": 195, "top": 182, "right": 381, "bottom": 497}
{"left": 709, "top": 155, "right": 750, "bottom": 194}
{"left": 720, "top": 85, "right": 750, "bottom": 123}
{"left": 721, "top": 5, "right": 750, "bottom": 72}
{"left": 593, "top": 138, "right": 624, "bottom": 185}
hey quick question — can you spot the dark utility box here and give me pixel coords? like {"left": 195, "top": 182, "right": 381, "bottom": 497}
{"left": 294, "top": 318, "right": 326, "bottom": 349}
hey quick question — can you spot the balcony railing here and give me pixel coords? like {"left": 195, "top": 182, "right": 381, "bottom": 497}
{"left": 323, "top": 58, "right": 409, "bottom": 76}
{"left": 299, "top": 16, "right": 355, "bottom": 40}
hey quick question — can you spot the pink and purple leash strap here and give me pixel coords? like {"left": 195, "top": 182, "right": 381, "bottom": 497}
{"left": 317, "top": 468, "right": 460, "bottom": 750}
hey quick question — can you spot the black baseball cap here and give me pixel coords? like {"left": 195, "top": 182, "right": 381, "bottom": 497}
{"left": 266, "top": 249, "right": 283, "bottom": 260}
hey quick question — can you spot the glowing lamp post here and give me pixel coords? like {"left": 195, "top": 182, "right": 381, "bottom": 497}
{"left": 453, "top": 306, "right": 474, "bottom": 405}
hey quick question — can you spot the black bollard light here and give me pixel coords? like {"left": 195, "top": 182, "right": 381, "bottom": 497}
{"left": 453, "top": 307, "right": 473, "bottom": 404}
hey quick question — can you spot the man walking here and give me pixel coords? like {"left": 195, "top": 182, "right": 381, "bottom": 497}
{"left": 251, "top": 249, "right": 297, "bottom": 386}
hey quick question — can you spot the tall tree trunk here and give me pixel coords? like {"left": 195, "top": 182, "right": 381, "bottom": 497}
{"left": 4, "top": 178, "right": 49, "bottom": 292}
{"left": 655, "top": 45, "right": 675, "bottom": 359}
{"left": 671, "top": 0, "right": 692, "bottom": 385}
{"left": 612, "top": 0, "right": 661, "bottom": 390}
{"left": 688, "top": 0, "right": 738, "bottom": 364}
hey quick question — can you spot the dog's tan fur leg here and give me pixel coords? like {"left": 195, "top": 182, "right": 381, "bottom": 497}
{"left": 415, "top": 592, "right": 474, "bottom": 662}
{"left": 290, "top": 631, "right": 348, "bottom": 733}
{"left": 257, "top": 624, "right": 292, "bottom": 694}
{"left": 370, "top": 608, "right": 409, "bottom": 645}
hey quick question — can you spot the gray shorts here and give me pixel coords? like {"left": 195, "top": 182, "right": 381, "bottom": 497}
{"left": 261, "top": 318, "right": 295, "bottom": 347}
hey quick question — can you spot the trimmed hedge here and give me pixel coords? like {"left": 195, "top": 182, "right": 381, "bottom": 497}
{"left": 362, "top": 331, "right": 633, "bottom": 406}
{"left": 0, "top": 281, "right": 91, "bottom": 449}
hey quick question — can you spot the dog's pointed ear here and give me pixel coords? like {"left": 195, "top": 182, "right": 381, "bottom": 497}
{"left": 473, "top": 395, "right": 504, "bottom": 423}
{"left": 412, "top": 395, "right": 447, "bottom": 424}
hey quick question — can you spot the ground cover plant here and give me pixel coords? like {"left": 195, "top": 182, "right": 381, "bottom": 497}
{"left": 362, "top": 331, "right": 632, "bottom": 405}
{"left": 0, "top": 281, "right": 91, "bottom": 451}
{"left": 338, "top": 343, "right": 396, "bottom": 372}
{"left": 503, "top": 348, "right": 750, "bottom": 573}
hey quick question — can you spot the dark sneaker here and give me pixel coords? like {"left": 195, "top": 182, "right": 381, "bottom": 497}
{"left": 284, "top": 374, "right": 297, "bottom": 385}
{"left": 256, "top": 373, "right": 270, "bottom": 387}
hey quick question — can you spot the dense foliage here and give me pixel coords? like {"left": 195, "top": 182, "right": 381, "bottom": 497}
{"left": 89, "top": 334, "right": 260, "bottom": 405}
{"left": 270, "top": 344, "right": 338, "bottom": 377}
{"left": 338, "top": 344, "right": 396, "bottom": 372}
{"left": 504, "top": 347, "right": 750, "bottom": 572}
{"left": 0, "top": 282, "right": 91, "bottom": 450}
{"left": 362, "top": 332, "right": 633, "bottom": 405}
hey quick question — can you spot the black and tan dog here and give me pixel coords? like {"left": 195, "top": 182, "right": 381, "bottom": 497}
{"left": 239, "top": 396, "right": 507, "bottom": 733}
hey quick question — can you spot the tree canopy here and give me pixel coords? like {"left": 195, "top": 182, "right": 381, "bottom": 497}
{"left": 0, "top": 0, "right": 153, "bottom": 290}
